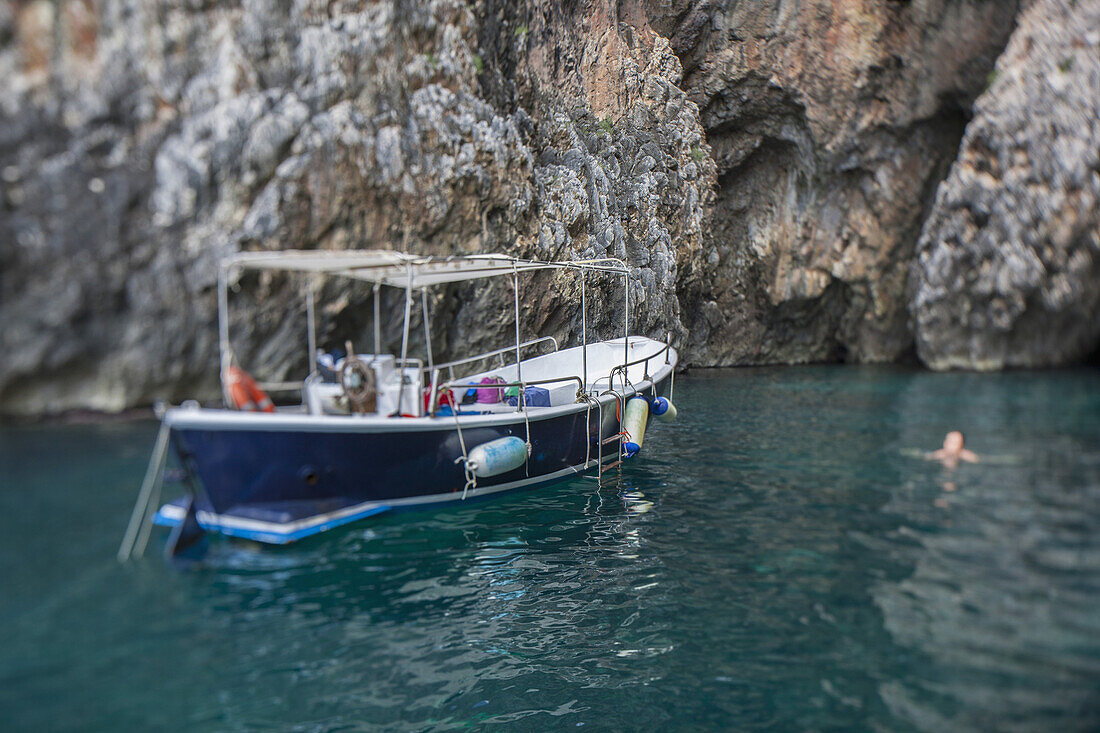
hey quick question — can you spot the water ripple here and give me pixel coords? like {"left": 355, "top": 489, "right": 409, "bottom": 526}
{"left": 3, "top": 368, "right": 1100, "bottom": 730}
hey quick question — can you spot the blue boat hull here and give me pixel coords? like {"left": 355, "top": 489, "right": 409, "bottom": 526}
{"left": 156, "top": 375, "right": 670, "bottom": 543}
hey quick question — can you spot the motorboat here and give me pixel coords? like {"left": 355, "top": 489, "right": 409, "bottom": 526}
{"left": 118, "top": 250, "right": 678, "bottom": 560}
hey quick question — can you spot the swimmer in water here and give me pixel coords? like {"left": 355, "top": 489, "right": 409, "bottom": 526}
{"left": 926, "top": 430, "right": 979, "bottom": 469}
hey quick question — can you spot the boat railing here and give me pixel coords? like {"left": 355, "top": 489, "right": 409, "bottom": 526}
{"left": 255, "top": 336, "right": 669, "bottom": 410}
{"left": 257, "top": 356, "right": 427, "bottom": 405}
{"left": 589, "top": 333, "right": 673, "bottom": 393}
{"left": 439, "top": 374, "right": 583, "bottom": 392}
{"left": 434, "top": 336, "right": 559, "bottom": 382}
{"left": 394, "top": 357, "right": 425, "bottom": 371}
{"left": 434, "top": 374, "right": 584, "bottom": 415}
{"left": 256, "top": 380, "right": 310, "bottom": 394}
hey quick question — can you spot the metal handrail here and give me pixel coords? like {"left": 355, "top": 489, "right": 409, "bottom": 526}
{"left": 439, "top": 374, "right": 583, "bottom": 395}
{"left": 588, "top": 337, "right": 673, "bottom": 392}
{"left": 617, "top": 339, "right": 672, "bottom": 372}
{"left": 434, "top": 337, "right": 559, "bottom": 379}
{"left": 435, "top": 374, "right": 584, "bottom": 415}
{"left": 261, "top": 355, "right": 426, "bottom": 396}
{"left": 257, "top": 381, "right": 308, "bottom": 393}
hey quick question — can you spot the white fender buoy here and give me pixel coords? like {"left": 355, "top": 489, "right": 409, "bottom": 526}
{"left": 467, "top": 436, "right": 528, "bottom": 477}
{"left": 650, "top": 396, "right": 677, "bottom": 420}
{"left": 622, "top": 396, "right": 649, "bottom": 458}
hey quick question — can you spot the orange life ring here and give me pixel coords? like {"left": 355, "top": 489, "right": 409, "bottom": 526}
{"left": 225, "top": 366, "right": 275, "bottom": 412}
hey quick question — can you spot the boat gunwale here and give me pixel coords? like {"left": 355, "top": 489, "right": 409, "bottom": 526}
{"left": 165, "top": 360, "right": 675, "bottom": 433}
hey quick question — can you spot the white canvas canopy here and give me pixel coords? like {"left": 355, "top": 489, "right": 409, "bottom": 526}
{"left": 217, "top": 249, "right": 634, "bottom": 396}
{"left": 222, "top": 250, "right": 628, "bottom": 289}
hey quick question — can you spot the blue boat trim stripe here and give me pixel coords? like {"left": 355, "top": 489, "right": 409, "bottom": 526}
{"left": 153, "top": 457, "right": 617, "bottom": 544}
{"left": 154, "top": 503, "right": 393, "bottom": 544}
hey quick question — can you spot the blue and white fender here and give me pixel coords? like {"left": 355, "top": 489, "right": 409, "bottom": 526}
{"left": 621, "top": 396, "right": 649, "bottom": 458}
{"left": 650, "top": 396, "right": 677, "bottom": 420}
{"left": 468, "top": 436, "right": 529, "bottom": 477}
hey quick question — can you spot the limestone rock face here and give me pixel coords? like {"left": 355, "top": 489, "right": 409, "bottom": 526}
{"left": 912, "top": 0, "right": 1100, "bottom": 370}
{"left": 0, "top": 0, "right": 712, "bottom": 415}
{"left": 667, "top": 0, "right": 1019, "bottom": 365}
{"left": 0, "top": 0, "right": 1095, "bottom": 416}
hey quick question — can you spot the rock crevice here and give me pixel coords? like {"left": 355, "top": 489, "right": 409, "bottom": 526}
{"left": 912, "top": 0, "right": 1100, "bottom": 370}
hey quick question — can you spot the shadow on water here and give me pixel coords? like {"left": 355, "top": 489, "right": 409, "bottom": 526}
{"left": 2, "top": 367, "right": 1099, "bottom": 731}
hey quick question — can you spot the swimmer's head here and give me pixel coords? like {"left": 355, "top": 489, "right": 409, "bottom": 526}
{"left": 943, "top": 431, "right": 965, "bottom": 452}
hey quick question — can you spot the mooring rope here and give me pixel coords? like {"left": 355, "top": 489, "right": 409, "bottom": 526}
{"left": 521, "top": 394, "right": 532, "bottom": 477}
{"left": 449, "top": 406, "right": 477, "bottom": 500}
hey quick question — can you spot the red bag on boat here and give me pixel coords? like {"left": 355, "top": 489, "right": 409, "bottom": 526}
{"left": 476, "top": 376, "right": 506, "bottom": 404}
{"left": 424, "top": 386, "right": 454, "bottom": 413}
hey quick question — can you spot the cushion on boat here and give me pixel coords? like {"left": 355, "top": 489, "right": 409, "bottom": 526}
{"left": 476, "top": 376, "right": 507, "bottom": 403}
{"left": 507, "top": 386, "right": 551, "bottom": 408}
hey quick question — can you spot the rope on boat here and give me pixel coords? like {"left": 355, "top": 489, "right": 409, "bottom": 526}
{"left": 117, "top": 420, "right": 170, "bottom": 562}
{"left": 602, "top": 387, "right": 631, "bottom": 450}
{"left": 577, "top": 388, "right": 600, "bottom": 471}
{"left": 449, "top": 406, "right": 477, "bottom": 500}
{"left": 520, "top": 390, "right": 532, "bottom": 478}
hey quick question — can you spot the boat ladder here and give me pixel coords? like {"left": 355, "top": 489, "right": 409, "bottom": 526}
{"left": 578, "top": 388, "right": 628, "bottom": 488}
{"left": 117, "top": 421, "right": 171, "bottom": 562}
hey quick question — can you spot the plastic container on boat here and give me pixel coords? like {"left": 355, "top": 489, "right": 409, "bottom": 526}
{"left": 621, "top": 396, "right": 649, "bottom": 458}
{"left": 468, "top": 436, "right": 528, "bottom": 477}
{"left": 650, "top": 396, "right": 677, "bottom": 420}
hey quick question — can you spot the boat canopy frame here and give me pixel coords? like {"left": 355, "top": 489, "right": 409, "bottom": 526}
{"left": 215, "top": 249, "right": 639, "bottom": 407}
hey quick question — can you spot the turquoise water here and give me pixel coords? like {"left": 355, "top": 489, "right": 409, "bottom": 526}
{"left": 3, "top": 367, "right": 1100, "bottom": 731}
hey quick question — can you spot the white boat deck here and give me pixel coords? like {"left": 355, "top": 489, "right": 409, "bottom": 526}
{"left": 165, "top": 336, "right": 676, "bottom": 432}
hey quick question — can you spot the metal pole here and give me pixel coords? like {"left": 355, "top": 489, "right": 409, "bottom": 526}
{"left": 372, "top": 283, "right": 381, "bottom": 359}
{"left": 580, "top": 268, "right": 587, "bottom": 390}
{"left": 429, "top": 367, "right": 440, "bottom": 416}
{"left": 513, "top": 270, "right": 522, "bottom": 410}
{"left": 305, "top": 276, "right": 318, "bottom": 374}
{"left": 421, "top": 288, "right": 434, "bottom": 374}
{"left": 132, "top": 455, "right": 165, "bottom": 560}
{"left": 395, "top": 267, "right": 413, "bottom": 416}
{"left": 217, "top": 265, "right": 231, "bottom": 405}
{"left": 623, "top": 271, "right": 630, "bottom": 370}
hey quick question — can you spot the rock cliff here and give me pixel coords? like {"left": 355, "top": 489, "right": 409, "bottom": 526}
{"left": 913, "top": 0, "right": 1100, "bottom": 369}
{"left": 671, "top": 0, "right": 1018, "bottom": 365}
{"left": 0, "top": 0, "right": 1095, "bottom": 416}
{"left": 1, "top": 0, "right": 713, "bottom": 414}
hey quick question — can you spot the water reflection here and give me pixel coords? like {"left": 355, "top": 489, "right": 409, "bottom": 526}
{"left": 180, "top": 472, "right": 676, "bottom": 727}
{"left": 871, "top": 371, "right": 1100, "bottom": 731}
{"left": 4, "top": 369, "right": 1100, "bottom": 730}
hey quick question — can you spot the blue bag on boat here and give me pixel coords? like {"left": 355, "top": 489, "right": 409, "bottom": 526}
{"left": 507, "top": 386, "right": 550, "bottom": 407}
{"left": 317, "top": 352, "right": 341, "bottom": 383}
